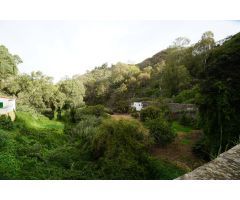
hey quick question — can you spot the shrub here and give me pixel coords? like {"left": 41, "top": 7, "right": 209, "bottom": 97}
{"left": 192, "top": 137, "right": 210, "bottom": 161}
{"left": 64, "top": 118, "right": 156, "bottom": 179}
{"left": 66, "top": 115, "right": 101, "bottom": 141}
{"left": 104, "top": 107, "right": 114, "bottom": 115}
{"left": 146, "top": 118, "right": 176, "bottom": 146}
{"left": 90, "top": 119, "right": 153, "bottom": 179}
{"left": 0, "top": 133, "right": 8, "bottom": 150}
{"left": 82, "top": 105, "right": 107, "bottom": 117}
{"left": 0, "top": 154, "right": 21, "bottom": 179}
{"left": 46, "top": 145, "right": 77, "bottom": 169}
{"left": 94, "top": 119, "right": 151, "bottom": 158}
{"left": 140, "top": 106, "right": 162, "bottom": 122}
{"left": 112, "top": 100, "right": 130, "bottom": 113}
{"left": 140, "top": 103, "right": 172, "bottom": 122}
{"left": 145, "top": 156, "right": 187, "bottom": 179}
{"left": 174, "top": 86, "right": 199, "bottom": 104}
{"left": 179, "top": 112, "right": 194, "bottom": 127}
{"left": 72, "top": 105, "right": 109, "bottom": 122}
{"left": 85, "top": 118, "right": 185, "bottom": 179}
{"left": 0, "top": 115, "right": 14, "bottom": 130}
{"left": 131, "top": 111, "right": 140, "bottom": 119}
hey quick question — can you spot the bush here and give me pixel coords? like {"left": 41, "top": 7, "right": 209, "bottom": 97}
{"left": 0, "top": 154, "right": 21, "bottom": 179}
{"left": 112, "top": 100, "right": 130, "bottom": 113}
{"left": 146, "top": 118, "right": 176, "bottom": 146}
{"left": 0, "top": 133, "right": 8, "bottom": 150}
{"left": 66, "top": 115, "right": 101, "bottom": 141}
{"left": 95, "top": 119, "right": 151, "bottom": 157}
{"left": 131, "top": 112, "right": 140, "bottom": 119}
{"left": 192, "top": 137, "right": 210, "bottom": 161}
{"left": 140, "top": 106, "right": 162, "bottom": 122}
{"left": 64, "top": 118, "right": 156, "bottom": 179}
{"left": 179, "top": 112, "right": 194, "bottom": 127}
{"left": 90, "top": 119, "right": 153, "bottom": 179}
{"left": 72, "top": 105, "right": 109, "bottom": 123}
{"left": 146, "top": 156, "right": 187, "bottom": 179}
{"left": 87, "top": 118, "right": 185, "bottom": 179}
{"left": 104, "top": 107, "right": 114, "bottom": 115}
{"left": 0, "top": 115, "right": 14, "bottom": 130}
{"left": 82, "top": 105, "right": 107, "bottom": 117}
{"left": 174, "top": 86, "right": 199, "bottom": 104}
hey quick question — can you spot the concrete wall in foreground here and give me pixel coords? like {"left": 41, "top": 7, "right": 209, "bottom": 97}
{"left": 176, "top": 144, "right": 240, "bottom": 180}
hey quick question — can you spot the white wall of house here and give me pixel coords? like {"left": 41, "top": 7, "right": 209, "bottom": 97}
{"left": 131, "top": 102, "right": 143, "bottom": 111}
{"left": 0, "top": 97, "right": 16, "bottom": 115}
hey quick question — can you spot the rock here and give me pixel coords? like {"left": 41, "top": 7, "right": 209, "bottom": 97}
{"left": 176, "top": 144, "right": 240, "bottom": 180}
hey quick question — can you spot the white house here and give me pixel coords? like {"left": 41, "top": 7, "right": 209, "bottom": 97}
{"left": 0, "top": 96, "right": 16, "bottom": 120}
{"left": 131, "top": 102, "right": 143, "bottom": 111}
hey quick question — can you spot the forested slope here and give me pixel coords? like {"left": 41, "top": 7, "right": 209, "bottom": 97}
{"left": 0, "top": 31, "right": 239, "bottom": 179}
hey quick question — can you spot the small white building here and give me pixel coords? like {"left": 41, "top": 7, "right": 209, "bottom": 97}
{"left": 131, "top": 102, "right": 143, "bottom": 111}
{"left": 0, "top": 96, "right": 16, "bottom": 120}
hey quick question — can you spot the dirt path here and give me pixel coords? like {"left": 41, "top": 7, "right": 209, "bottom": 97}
{"left": 151, "top": 130, "right": 206, "bottom": 170}
{"left": 111, "top": 114, "right": 134, "bottom": 120}
{"left": 111, "top": 114, "right": 206, "bottom": 171}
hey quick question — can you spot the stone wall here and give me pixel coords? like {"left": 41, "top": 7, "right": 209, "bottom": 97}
{"left": 167, "top": 103, "right": 198, "bottom": 119}
{"left": 167, "top": 103, "right": 197, "bottom": 113}
{"left": 176, "top": 144, "right": 240, "bottom": 180}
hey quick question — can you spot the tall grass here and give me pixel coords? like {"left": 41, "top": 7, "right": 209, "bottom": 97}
{"left": 16, "top": 112, "right": 64, "bottom": 134}
{"left": 172, "top": 121, "right": 193, "bottom": 133}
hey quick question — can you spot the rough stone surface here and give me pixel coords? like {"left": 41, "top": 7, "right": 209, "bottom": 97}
{"left": 167, "top": 103, "right": 197, "bottom": 113}
{"left": 176, "top": 144, "right": 240, "bottom": 180}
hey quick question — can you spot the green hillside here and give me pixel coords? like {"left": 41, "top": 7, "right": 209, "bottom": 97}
{"left": 0, "top": 31, "right": 239, "bottom": 179}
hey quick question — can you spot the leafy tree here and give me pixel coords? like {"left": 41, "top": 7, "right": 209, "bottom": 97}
{"left": 58, "top": 77, "right": 85, "bottom": 109}
{"left": 137, "top": 72, "right": 151, "bottom": 87}
{"left": 198, "top": 32, "right": 240, "bottom": 157}
{"left": 174, "top": 85, "right": 200, "bottom": 103}
{"left": 187, "top": 31, "right": 215, "bottom": 78}
{"left": 161, "top": 64, "right": 190, "bottom": 97}
{"left": 0, "top": 45, "right": 22, "bottom": 80}
{"left": 171, "top": 37, "right": 190, "bottom": 48}
{"left": 2, "top": 71, "right": 67, "bottom": 118}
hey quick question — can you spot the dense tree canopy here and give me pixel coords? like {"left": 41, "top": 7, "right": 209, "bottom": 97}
{"left": 0, "top": 45, "right": 22, "bottom": 79}
{"left": 58, "top": 77, "right": 85, "bottom": 109}
{"left": 198, "top": 33, "right": 240, "bottom": 156}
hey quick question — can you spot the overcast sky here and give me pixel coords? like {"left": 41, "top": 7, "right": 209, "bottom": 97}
{"left": 0, "top": 20, "right": 240, "bottom": 81}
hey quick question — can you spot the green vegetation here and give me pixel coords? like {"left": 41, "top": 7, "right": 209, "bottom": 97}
{"left": 16, "top": 112, "right": 64, "bottom": 134}
{"left": 0, "top": 115, "right": 14, "bottom": 130}
{"left": 181, "top": 138, "right": 191, "bottom": 145}
{"left": 140, "top": 106, "right": 163, "bottom": 122}
{"left": 146, "top": 117, "right": 176, "bottom": 146}
{"left": 140, "top": 105, "right": 170, "bottom": 122}
{"left": 174, "top": 86, "right": 200, "bottom": 104}
{"left": 0, "top": 111, "right": 186, "bottom": 179}
{"left": 0, "top": 30, "right": 239, "bottom": 179}
{"left": 0, "top": 45, "right": 21, "bottom": 80}
{"left": 0, "top": 112, "right": 66, "bottom": 179}
{"left": 172, "top": 121, "right": 193, "bottom": 133}
{"left": 198, "top": 32, "right": 240, "bottom": 157}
